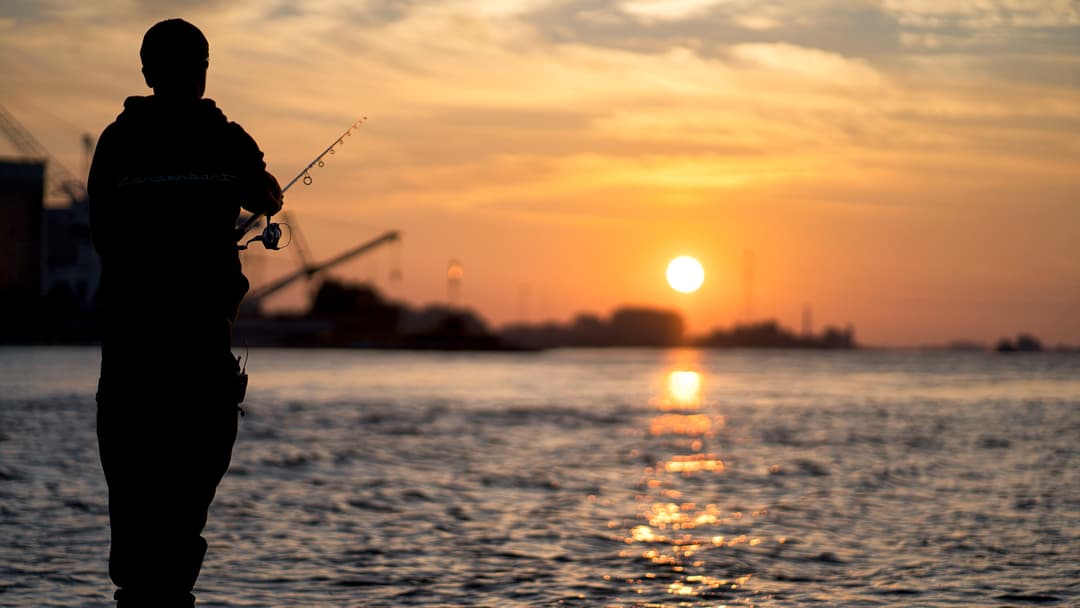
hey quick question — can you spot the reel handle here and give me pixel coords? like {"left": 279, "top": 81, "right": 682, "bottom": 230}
{"left": 237, "top": 217, "right": 283, "bottom": 251}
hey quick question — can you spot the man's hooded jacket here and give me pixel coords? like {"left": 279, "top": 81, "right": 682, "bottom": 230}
{"left": 89, "top": 95, "right": 280, "bottom": 328}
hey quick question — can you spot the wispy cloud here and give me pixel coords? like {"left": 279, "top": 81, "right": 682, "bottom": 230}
{"left": 1, "top": 0, "right": 1078, "bottom": 342}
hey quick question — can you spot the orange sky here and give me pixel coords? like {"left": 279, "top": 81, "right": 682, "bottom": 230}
{"left": 2, "top": 1, "right": 1079, "bottom": 346}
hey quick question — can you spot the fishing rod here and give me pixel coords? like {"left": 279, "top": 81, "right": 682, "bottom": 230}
{"left": 237, "top": 117, "right": 367, "bottom": 251}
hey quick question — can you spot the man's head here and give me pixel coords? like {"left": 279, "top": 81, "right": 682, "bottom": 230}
{"left": 140, "top": 19, "right": 209, "bottom": 100}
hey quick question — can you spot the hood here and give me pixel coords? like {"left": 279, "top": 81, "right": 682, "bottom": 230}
{"left": 115, "top": 95, "right": 228, "bottom": 129}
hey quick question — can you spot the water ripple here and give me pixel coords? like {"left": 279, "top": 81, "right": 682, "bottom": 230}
{"left": 1, "top": 348, "right": 1078, "bottom": 606}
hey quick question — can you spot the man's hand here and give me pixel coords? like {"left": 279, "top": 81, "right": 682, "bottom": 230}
{"left": 243, "top": 171, "right": 283, "bottom": 216}
{"left": 262, "top": 172, "right": 283, "bottom": 216}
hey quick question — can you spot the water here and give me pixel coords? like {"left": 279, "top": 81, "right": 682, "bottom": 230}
{"left": 1, "top": 346, "right": 1078, "bottom": 607}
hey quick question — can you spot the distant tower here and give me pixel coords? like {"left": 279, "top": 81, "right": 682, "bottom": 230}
{"left": 802, "top": 303, "right": 812, "bottom": 337}
{"left": 741, "top": 248, "right": 754, "bottom": 323}
{"left": 81, "top": 133, "right": 95, "bottom": 181}
{"left": 388, "top": 238, "right": 403, "bottom": 286}
{"left": 447, "top": 259, "right": 463, "bottom": 305}
{"left": 517, "top": 283, "right": 532, "bottom": 322}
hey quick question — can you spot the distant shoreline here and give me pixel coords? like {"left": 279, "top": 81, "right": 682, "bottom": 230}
{"left": 3, "top": 337, "right": 1077, "bottom": 353}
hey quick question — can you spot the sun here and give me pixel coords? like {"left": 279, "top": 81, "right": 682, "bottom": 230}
{"left": 666, "top": 256, "right": 705, "bottom": 293}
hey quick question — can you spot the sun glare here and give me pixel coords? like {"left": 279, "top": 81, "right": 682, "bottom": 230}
{"left": 667, "top": 256, "right": 704, "bottom": 293}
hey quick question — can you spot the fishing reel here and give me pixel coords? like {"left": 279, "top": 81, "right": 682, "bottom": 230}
{"left": 238, "top": 217, "right": 285, "bottom": 251}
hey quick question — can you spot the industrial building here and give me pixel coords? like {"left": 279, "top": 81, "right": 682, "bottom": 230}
{"left": 0, "top": 160, "right": 46, "bottom": 318}
{"left": 1, "top": 105, "right": 99, "bottom": 342}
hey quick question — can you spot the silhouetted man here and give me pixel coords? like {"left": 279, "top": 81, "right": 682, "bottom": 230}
{"left": 88, "top": 18, "right": 281, "bottom": 607}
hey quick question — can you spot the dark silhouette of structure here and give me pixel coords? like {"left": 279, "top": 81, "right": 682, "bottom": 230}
{"left": 88, "top": 19, "right": 282, "bottom": 607}
{"left": 0, "top": 161, "right": 45, "bottom": 336}
{"left": 238, "top": 229, "right": 400, "bottom": 317}
{"left": 502, "top": 312, "right": 854, "bottom": 350}
{"left": 995, "top": 333, "right": 1042, "bottom": 353}
{"left": 500, "top": 306, "right": 685, "bottom": 348}
{"left": 307, "top": 280, "right": 403, "bottom": 346}
{"left": 1, "top": 104, "right": 100, "bottom": 341}
{"left": 610, "top": 307, "right": 685, "bottom": 346}
{"left": 399, "top": 305, "right": 512, "bottom": 350}
{"left": 695, "top": 319, "right": 855, "bottom": 349}
{"left": 235, "top": 278, "right": 525, "bottom": 350}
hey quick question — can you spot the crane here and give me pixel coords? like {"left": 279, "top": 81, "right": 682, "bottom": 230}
{"left": 240, "top": 229, "right": 401, "bottom": 316}
{"left": 0, "top": 103, "right": 89, "bottom": 204}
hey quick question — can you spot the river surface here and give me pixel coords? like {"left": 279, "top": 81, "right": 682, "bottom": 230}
{"left": 1, "top": 346, "right": 1078, "bottom": 607}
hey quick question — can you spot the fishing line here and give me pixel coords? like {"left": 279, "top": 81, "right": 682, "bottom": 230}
{"left": 237, "top": 117, "right": 367, "bottom": 251}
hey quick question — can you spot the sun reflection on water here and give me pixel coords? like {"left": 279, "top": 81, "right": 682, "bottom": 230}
{"left": 668, "top": 370, "right": 701, "bottom": 405}
{"left": 663, "top": 453, "right": 725, "bottom": 474}
{"left": 649, "top": 414, "right": 715, "bottom": 437}
{"left": 618, "top": 357, "right": 767, "bottom": 601}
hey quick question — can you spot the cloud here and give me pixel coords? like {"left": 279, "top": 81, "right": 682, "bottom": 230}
{"left": 2, "top": 0, "right": 1079, "bottom": 342}
{"left": 882, "top": 0, "right": 1080, "bottom": 52}
{"left": 525, "top": 0, "right": 906, "bottom": 61}
{"left": 2, "top": 0, "right": 1079, "bottom": 210}
{"left": 729, "top": 42, "right": 885, "bottom": 86}
{"left": 882, "top": 0, "right": 1080, "bottom": 27}
{"left": 620, "top": 0, "right": 729, "bottom": 22}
